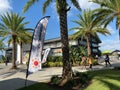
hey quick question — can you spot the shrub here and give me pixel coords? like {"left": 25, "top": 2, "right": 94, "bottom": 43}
{"left": 47, "top": 56, "right": 62, "bottom": 62}
{"left": 92, "top": 59, "right": 98, "bottom": 65}
{"left": 114, "top": 66, "right": 120, "bottom": 70}
{"left": 43, "top": 56, "right": 63, "bottom": 67}
{"left": 50, "top": 75, "right": 61, "bottom": 85}
{"left": 0, "top": 55, "right": 6, "bottom": 63}
{"left": 0, "top": 59, "right": 5, "bottom": 63}
{"left": 64, "top": 79, "right": 75, "bottom": 89}
{"left": 50, "top": 72, "right": 92, "bottom": 89}
{"left": 64, "top": 72, "right": 91, "bottom": 88}
{"left": 55, "top": 62, "right": 63, "bottom": 67}
{"left": 69, "top": 46, "right": 88, "bottom": 66}
{"left": 73, "top": 72, "right": 91, "bottom": 84}
{"left": 48, "top": 62, "right": 56, "bottom": 67}
{"left": 42, "top": 62, "right": 49, "bottom": 67}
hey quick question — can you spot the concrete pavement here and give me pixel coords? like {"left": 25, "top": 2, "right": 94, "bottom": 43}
{"left": 0, "top": 59, "right": 120, "bottom": 90}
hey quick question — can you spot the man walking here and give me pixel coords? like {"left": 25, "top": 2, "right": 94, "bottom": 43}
{"left": 105, "top": 54, "right": 111, "bottom": 67}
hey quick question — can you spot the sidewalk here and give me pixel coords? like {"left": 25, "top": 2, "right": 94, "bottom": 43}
{"left": 0, "top": 60, "right": 120, "bottom": 90}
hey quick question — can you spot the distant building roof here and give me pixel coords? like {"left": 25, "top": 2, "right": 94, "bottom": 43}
{"left": 45, "top": 36, "right": 102, "bottom": 43}
{"left": 112, "top": 50, "right": 120, "bottom": 53}
{"left": 44, "top": 37, "right": 61, "bottom": 43}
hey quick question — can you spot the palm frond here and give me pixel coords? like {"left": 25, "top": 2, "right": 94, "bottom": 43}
{"left": 70, "top": 0, "right": 81, "bottom": 10}
{"left": 7, "top": 37, "right": 12, "bottom": 47}
{"left": 90, "top": 0, "right": 120, "bottom": 39}
{"left": 43, "top": 0, "right": 53, "bottom": 14}
{"left": 70, "top": 9, "right": 112, "bottom": 44}
{"left": 23, "top": 0, "right": 39, "bottom": 13}
{"left": 0, "top": 11, "right": 31, "bottom": 47}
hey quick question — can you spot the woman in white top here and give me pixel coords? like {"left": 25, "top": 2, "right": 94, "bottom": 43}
{"left": 81, "top": 54, "right": 87, "bottom": 69}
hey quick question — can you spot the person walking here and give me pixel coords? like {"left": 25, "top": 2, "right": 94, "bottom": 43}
{"left": 5, "top": 58, "right": 9, "bottom": 66}
{"left": 88, "top": 55, "right": 92, "bottom": 69}
{"left": 81, "top": 54, "right": 87, "bottom": 69}
{"left": 105, "top": 54, "right": 111, "bottom": 67}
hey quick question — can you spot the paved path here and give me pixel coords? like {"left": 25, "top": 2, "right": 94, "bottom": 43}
{"left": 0, "top": 59, "right": 120, "bottom": 90}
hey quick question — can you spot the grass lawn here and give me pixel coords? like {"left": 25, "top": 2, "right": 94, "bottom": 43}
{"left": 18, "top": 69, "right": 120, "bottom": 90}
{"left": 85, "top": 69, "right": 120, "bottom": 90}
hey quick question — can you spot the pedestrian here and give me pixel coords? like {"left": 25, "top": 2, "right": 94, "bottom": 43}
{"left": 105, "top": 54, "right": 111, "bottom": 67}
{"left": 81, "top": 54, "right": 87, "bottom": 69}
{"left": 5, "top": 57, "right": 9, "bottom": 66}
{"left": 88, "top": 55, "right": 92, "bottom": 69}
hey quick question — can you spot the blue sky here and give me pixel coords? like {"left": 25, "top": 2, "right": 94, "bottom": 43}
{"left": 0, "top": 0, "right": 120, "bottom": 53}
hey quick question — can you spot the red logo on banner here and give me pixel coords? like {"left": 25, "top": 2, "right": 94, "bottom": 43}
{"left": 32, "top": 58, "right": 40, "bottom": 68}
{"left": 34, "top": 61, "right": 39, "bottom": 66}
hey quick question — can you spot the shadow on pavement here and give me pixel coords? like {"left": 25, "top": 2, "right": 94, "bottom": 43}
{"left": 0, "top": 78, "right": 37, "bottom": 90}
{"left": 0, "top": 68, "right": 27, "bottom": 78}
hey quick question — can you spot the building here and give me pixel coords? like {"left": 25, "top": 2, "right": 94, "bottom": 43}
{"left": 6, "top": 37, "right": 101, "bottom": 63}
{"left": 44, "top": 37, "right": 101, "bottom": 56}
{"left": 111, "top": 50, "right": 120, "bottom": 60}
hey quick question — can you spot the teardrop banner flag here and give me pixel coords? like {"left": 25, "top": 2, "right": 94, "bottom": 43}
{"left": 42, "top": 48, "right": 51, "bottom": 64}
{"left": 26, "top": 16, "right": 50, "bottom": 77}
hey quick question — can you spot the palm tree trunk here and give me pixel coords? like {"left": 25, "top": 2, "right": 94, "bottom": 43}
{"left": 58, "top": 0, "right": 72, "bottom": 84}
{"left": 86, "top": 35, "right": 91, "bottom": 56}
{"left": 11, "top": 35, "right": 17, "bottom": 69}
{"left": 20, "top": 42, "right": 23, "bottom": 64}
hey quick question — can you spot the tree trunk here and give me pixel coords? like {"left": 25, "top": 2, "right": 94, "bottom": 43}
{"left": 11, "top": 35, "right": 17, "bottom": 69}
{"left": 20, "top": 42, "right": 23, "bottom": 64}
{"left": 86, "top": 35, "right": 91, "bottom": 56}
{"left": 58, "top": 0, "right": 72, "bottom": 85}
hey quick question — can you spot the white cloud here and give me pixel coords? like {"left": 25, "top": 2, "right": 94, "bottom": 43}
{"left": 99, "top": 24, "right": 120, "bottom": 51}
{"left": 78, "top": 0, "right": 99, "bottom": 10}
{"left": 99, "top": 36, "right": 120, "bottom": 51}
{"left": 107, "top": 25, "right": 116, "bottom": 34}
{"left": 50, "top": 1, "right": 81, "bottom": 20}
{"left": 0, "top": 0, "right": 12, "bottom": 15}
{"left": 49, "top": 0, "right": 99, "bottom": 19}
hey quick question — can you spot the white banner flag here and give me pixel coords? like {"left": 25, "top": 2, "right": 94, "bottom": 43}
{"left": 27, "top": 16, "right": 50, "bottom": 74}
{"left": 42, "top": 48, "right": 51, "bottom": 63}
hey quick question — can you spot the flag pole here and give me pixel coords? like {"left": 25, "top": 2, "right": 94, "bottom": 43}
{"left": 25, "top": 75, "right": 28, "bottom": 87}
{"left": 24, "top": 21, "right": 35, "bottom": 86}
{"left": 24, "top": 16, "right": 36, "bottom": 86}
{"left": 24, "top": 39, "right": 33, "bottom": 87}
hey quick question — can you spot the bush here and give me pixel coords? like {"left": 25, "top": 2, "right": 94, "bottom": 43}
{"left": 55, "top": 62, "right": 63, "bottom": 67}
{"left": 50, "top": 75, "right": 61, "bottom": 85}
{"left": 72, "top": 72, "right": 91, "bottom": 89}
{"left": 50, "top": 72, "right": 92, "bottom": 89}
{"left": 114, "top": 66, "right": 120, "bottom": 70}
{"left": 92, "top": 59, "right": 98, "bottom": 65}
{"left": 43, "top": 56, "right": 63, "bottom": 67}
{"left": 47, "top": 56, "right": 62, "bottom": 62}
{"left": 64, "top": 79, "right": 75, "bottom": 89}
{"left": 43, "top": 61, "right": 63, "bottom": 67}
{"left": 0, "top": 55, "right": 6, "bottom": 63}
{"left": 47, "top": 62, "right": 56, "bottom": 67}
{"left": 0, "top": 59, "right": 5, "bottom": 63}
{"left": 74, "top": 72, "right": 91, "bottom": 84}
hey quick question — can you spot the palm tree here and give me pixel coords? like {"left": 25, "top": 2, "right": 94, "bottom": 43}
{"left": 23, "top": 0, "right": 81, "bottom": 83}
{"left": 70, "top": 10, "right": 110, "bottom": 57}
{"left": 16, "top": 29, "right": 32, "bottom": 64}
{"left": 0, "top": 12, "right": 30, "bottom": 69}
{"left": 90, "top": 0, "right": 120, "bottom": 38}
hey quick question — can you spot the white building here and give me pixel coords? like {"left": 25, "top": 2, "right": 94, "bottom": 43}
{"left": 6, "top": 37, "right": 101, "bottom": 63}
